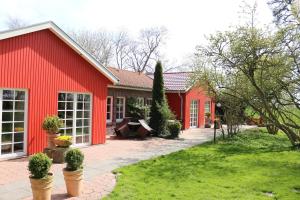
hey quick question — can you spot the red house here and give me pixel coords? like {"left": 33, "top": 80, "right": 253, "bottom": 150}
{"left": 0, "top": 22, "right": 118, "bottom": 159}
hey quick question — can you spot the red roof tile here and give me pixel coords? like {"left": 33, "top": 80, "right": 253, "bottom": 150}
{"left": 162, "top": 72, "right": 192, "bottom": 91}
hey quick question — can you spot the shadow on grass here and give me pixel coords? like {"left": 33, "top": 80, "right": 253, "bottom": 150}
{"left": 214, "top": 129, "right": 293, "bottom": 155}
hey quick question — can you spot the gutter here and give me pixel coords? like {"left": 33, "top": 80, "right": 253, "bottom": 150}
{"left": 108, "top": 85, "right": 152, "bottom": 92}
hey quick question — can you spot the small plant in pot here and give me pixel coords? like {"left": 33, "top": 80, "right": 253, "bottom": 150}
{"left": 52, "top": 135, "right": 73, "bottom": 163}
{"left": 63, "top": 149, "right": 84, "bottom": 197}
{"left": 205, "top": 112, "right": 212, "bottom": 128}
{"left": 54, "top": 135, "right": 72, "bottom": 148}
{"left": 28, "top": 153, "right": 53, "bottom": 200}
{"left": 42, "top": 115, "right": 63, "bottom": 148}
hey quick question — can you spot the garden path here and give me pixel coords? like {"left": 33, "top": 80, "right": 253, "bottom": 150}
{"left": 0, "top": 126, "right": 254, "bottom": 200}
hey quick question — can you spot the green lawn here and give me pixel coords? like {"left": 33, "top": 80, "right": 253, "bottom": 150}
{"left": 105, "top": 129, "right": 300, "bottom": 200}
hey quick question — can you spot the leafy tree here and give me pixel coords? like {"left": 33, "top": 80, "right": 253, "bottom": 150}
{"left": 149, "top": 61, "right": 172, "bottom": 136}
{"left": 193, "top": 5, "right": 300, "bottom": 147}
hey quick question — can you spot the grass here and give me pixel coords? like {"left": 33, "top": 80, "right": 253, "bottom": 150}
{"left": 104, "top": 129, "right": 300, "bottom": 200}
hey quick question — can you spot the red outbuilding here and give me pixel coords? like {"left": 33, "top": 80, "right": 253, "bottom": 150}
{"left": 0, "top": 22, "right": 118, "bottom": 159}
{"left": 163, "top": 72, "right": 215, "bottom": 129}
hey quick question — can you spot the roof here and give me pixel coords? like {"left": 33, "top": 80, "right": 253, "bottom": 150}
{"left": 0, "top": 21, "right": 118, "bottom": 84}
{"left": 148, "top": 72, "right": 192, "bottom": 92}
{"left": 107, "top": 67, "right": 153, "bottom": 90}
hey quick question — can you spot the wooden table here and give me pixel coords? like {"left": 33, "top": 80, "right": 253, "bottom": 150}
{"left": 128, "top": 122, "right": 141, "bottom": 132}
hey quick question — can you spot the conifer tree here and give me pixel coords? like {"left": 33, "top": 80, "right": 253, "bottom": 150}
{"left": 149, "top": 61, "right": 170, "bottom": 136}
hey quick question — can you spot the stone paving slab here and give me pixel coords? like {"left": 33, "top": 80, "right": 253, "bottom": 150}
{"left": 0, "top": 127, "right": 255, "bottom": 200}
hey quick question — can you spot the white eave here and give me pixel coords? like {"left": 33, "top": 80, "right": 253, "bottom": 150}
{"left": 0, "top": 21, "right": 119, "bottom": 84}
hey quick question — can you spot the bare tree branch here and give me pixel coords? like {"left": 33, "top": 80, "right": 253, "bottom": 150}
{"left": 5, "top": 16, "right": 28, "bottom": 30}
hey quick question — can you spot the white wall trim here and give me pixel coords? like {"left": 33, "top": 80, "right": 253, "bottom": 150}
{"left": 116, "top": 97, "right": 126, "bottom": 122}
{"left": 106, "top": 96, "right": 113, "bottom": 123}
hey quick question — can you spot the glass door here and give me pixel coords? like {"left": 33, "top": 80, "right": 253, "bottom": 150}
{"left": 190, "top": 100, "right": 198, "bottom": 128}
{"left": 58, "top": 92, "right": 91, "bottom": 145}
{"left": 0, "top": 89, "right": 27, "bottom": 158}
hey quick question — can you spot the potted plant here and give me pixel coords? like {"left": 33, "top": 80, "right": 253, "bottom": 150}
{"left": 42, "top": 115, "right": 63, "bottom": 148}
{"left": 214, "top": 117, "right": 221, "bottom": 129}
{"left": 52, "top": 136, "right": 73, "bottom": 163}
{"left": 63, "top": 149, "right": 84, "bottom": 197}
{"left": 54, "top": 135, "right": 72, "bottom": 148}
{"left": 28, "top": 153, "right": 53, "bottom": 200}
{"left": 205, "top": 112, "right": 212, "bottom": 128}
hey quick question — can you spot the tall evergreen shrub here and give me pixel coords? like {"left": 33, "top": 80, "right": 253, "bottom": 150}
{"left": 149, "top": 61, "right": 172, "bottom": 136}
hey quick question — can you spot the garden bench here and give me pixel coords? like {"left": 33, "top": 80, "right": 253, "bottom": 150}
{"left": 137, "top": 120, "right": 153, "bottom": 139}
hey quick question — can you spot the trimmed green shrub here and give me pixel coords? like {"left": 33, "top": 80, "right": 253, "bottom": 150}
{"left": 28, "top": 153, "right": 52, "bottom": 179}
{"left": 42, "top": 115, "right": 63, "bottom": 134}
{"left": 65, "top": 149, "right": 84, "bottom": 171}
{"left": 167, "top": 121, "right": 182, "bottom": 138}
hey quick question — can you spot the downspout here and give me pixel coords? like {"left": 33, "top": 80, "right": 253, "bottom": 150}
{"left": 178, "top": 91, "right": 183, "bottom": 122}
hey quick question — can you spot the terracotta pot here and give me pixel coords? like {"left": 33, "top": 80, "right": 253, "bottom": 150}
{"left": 47, "top": 133, "right": 60, "bottom": 149}
{"left": 204, "top": 124, "right": 211, "bottom": 128}
{"left": 63, "top": 169, "right": 83, "bottom": 197}
{"left": 52, "top": 147, "right": 70, "bottom": 163}
{"left": 53, "top": 138, "right": 72, "bottom": 147}
{"left": 30, "top": 173, "right": 53, "bottom": 200}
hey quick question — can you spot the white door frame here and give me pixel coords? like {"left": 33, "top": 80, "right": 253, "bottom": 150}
{"left": 190, "top": 100, "right": 198, "bottom": 128}
{"left": 58, "top": 91, "right": 92, "bottom": 147}
{"left": 0, "top": 88, "right": 28, "bottom": 159}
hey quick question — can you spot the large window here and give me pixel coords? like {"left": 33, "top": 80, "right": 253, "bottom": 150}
{"left": 137, "top": 97, "right": 144, "bottom": 106}
{"left": 205, "top": 101, "right": 211, "bottom": 113}
{"left": 146, "top": 98, "right": 152, "bottom": 106}
{"left": 146, "top": 98, "right": 152, "bottom": 118}
{"left": 58, "top": 92, "right": 91, "bottom": 145}
{"left": 116, "top": 97, "right": 125, "bottom": 122}
{"left": 107, "top": 96, "right": 113, "bottom": 123}
{"left": 0, "top": 89, "right": 27, "bottom": 157}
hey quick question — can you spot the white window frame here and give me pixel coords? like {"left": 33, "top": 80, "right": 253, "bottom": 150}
{"left": 0, "top": 88, "right": 28, "bottom": 159}
{"left": 190, "top": 100, "right": 198, "bottom": 128}
{"left": 106, "top": 96, "right": 113, "bottom": 123}
{"left": 137, "top": 97, "right": 144, "bottom": 106}
{"left": 116, "top": 97, "right": 125, "bottom": 123}
{"left": 145, "top": 98, "right": 152, "bottom": 118}
{"left": 58, "top": 91, "right": 92, "bottom": 147}
{"left": 205, "top": 101, "right": 211, "bottom": 114}
{"left": 146, "top": 98, "right": 152, "bottom": 106}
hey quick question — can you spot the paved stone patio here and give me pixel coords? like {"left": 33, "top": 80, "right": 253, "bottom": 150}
{"left": 0, "top": 127, "right": 235, "bottom": 200}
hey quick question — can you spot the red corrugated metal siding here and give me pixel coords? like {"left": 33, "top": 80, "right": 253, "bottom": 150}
{"left": 0, "top": 30, "right": 111, "bottom": 155}
{"left": 166, "top": 92, "right": 183, "bottom": 122}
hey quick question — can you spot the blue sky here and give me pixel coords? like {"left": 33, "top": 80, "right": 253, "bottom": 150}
{"left": 0, "top": 0, "right": 274, "bottom": 63}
